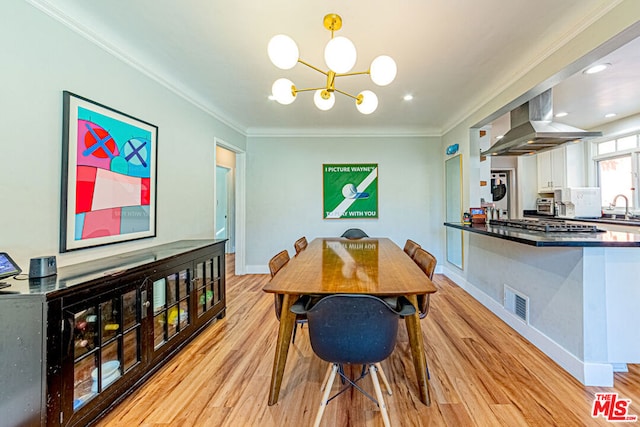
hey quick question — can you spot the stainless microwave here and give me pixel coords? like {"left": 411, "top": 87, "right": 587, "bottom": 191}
{"left": 536, "top": 198, "right": 554, "bottom": 216}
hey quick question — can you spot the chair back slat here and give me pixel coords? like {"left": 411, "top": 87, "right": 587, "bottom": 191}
{"left": 413, "top": 248, "right": 436, "bottom": 280}
{"left": 413, "top": 247, "right": 437, "bottom": 318}
{"left": 268, "top": 250, "right": 290, "bottom": 278}
{"left": 403, "top": 239, "right": 421, "bottom": 258}
{"left": 294, "top": 236, "right": 308, "bottom": 255}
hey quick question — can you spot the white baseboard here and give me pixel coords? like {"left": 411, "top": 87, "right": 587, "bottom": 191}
{"left": 442, "top": 266, "right": 614, "bottom": 387}
{"left": 246, "top": 265, "right": 269, "bottom": 275}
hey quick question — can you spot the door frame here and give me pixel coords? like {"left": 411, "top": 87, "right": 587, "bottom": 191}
{"left": 215, "top": 164, "right": 231, "bottom": 244}
{"left": 213, "top": 137, "right": 246, "bottom": 275}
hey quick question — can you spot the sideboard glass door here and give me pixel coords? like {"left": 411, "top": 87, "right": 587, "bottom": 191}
{"left": 152, "top": 266, "right": 191, "bottom": 351}
{"left": 67, "top": 287, "right": 142, "bottom": 414}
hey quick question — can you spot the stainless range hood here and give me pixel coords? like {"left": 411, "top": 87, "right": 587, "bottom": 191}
{"left": 481, "top": 89, "right": 602, "bottom": 156}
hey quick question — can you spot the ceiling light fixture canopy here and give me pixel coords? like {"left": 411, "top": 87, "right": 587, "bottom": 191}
{"left": 268, "top": 13, "right": 396, "bottom": 114}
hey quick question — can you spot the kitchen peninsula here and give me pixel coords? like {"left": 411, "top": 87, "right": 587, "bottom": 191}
{"left": 444, "top": 221, "right": 640, "bottom": 387}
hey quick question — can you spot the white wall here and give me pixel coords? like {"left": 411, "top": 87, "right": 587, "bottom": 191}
{"left": 245, "top": 136, "right": 442, "bottom": 271}
{"left": 1, "top": 1, "right": 245, "bottom": 269}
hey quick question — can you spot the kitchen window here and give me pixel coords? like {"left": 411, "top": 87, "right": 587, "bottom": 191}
{"left": 593, "top": 133, "right": 639, "bottom": 211}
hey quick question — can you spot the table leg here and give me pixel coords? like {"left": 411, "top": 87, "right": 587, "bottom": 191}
{"left": 405, "top": 294, "right": 430, "bottom": 406}
{"left": 268, "top": 293, "right": 298, "bottom": 405}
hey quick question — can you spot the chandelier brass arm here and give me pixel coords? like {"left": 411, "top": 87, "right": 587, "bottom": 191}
{"left": 298, "top": 59, "right": 329, "bottom": 76}
{"left": 334, "top": 70, "right": 371, "bottom": 78}
{"left": 334, "top": 89, "right": 366, "bottom": 105}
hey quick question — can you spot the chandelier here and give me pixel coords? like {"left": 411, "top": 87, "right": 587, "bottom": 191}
{"left": 268, "top": 13, "right": 397, "bottom": 115}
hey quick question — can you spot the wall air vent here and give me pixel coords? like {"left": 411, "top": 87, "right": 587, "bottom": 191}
{"left": 504, "top": 285, "right": 529, "bottom": 323}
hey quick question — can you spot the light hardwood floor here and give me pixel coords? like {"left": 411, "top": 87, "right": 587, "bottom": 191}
{"left": 96, "top": 255, "right": 639, "bottom": 426}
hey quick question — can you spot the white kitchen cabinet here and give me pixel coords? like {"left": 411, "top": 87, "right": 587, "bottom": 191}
{"left": 537, "top": 148, "right": 565, "bottom": 192}
{"left": 536, "top": 143, "right": 585, "bottom": 193}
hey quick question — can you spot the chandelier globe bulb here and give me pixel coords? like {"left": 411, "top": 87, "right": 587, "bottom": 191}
{"left": 268, "top": 35, "right": 299, "bottom": 70}
{"left": 324, "top": 36, "right": 357, "bottom": 73}
{"left": 313, "top": 90, "right": 335, "bottom": 111}
{"left": 370, "top": 55, "right": 397, "bottom": 86}
{"left": 272, "top": 78, "right": 296, "bottom": 105}
{"left": 356, "top": 90, "right": 378, "bottom": 114}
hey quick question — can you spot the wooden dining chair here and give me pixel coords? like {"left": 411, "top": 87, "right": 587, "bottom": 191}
{"left": 294, "top": 236, "right": 308, "bottom": 256}
{"left": 412, "top": 247, "right": 437, "bottom": 319}
{"left": 268, "top": 250, "right": 290, "bottom": 278}
{"left": 268, "top": 249, "right": 306, "bottom": 343}
{"left": 403, "top": 239, "right": 421, "bottom": 258}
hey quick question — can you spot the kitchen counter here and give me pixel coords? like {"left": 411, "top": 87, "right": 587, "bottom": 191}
{"left": 444, "top": 222, "right": 640, "bottom": 247}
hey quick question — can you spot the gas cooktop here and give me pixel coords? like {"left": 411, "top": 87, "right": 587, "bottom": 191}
{"left": 490, "top": 218, "right": 602, "bottom": 233}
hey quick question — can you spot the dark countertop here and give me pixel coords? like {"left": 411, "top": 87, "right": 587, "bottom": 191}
{"left": 0, "top": 239, "right": 225, "bottom": 297}
{"left": 523, "top": 210, "right": 640, "bottom": 227}
{"left": 444, "top": 222, "right": 640, "bottom": 247}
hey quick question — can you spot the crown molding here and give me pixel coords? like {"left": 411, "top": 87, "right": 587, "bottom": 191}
{"left": 245, "top": 126, "right": 441, "bottom": 138}
{"left": 25, "top": 0, "right": 248, "bottom": 137}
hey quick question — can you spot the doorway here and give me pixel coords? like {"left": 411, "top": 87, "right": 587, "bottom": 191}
{"left": 214, "top": 138, "right": 246, "bottom": 274}
{"left": 215, "top": 145, "right": 236, "bottom": 254}
{"left": 216, "top": 165, "right": 230, "bottom": 241}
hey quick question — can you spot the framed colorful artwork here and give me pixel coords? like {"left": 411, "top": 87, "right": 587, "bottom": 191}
{"left": 323, "top": 163, "right": 378, "bottom": 219}
{"left": 60, "top": 91, "right": 158, "bottom": 252}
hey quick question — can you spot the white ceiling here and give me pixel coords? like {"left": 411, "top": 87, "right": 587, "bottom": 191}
{"left": 28, "top": 0, "right": 640, "bottom": 136}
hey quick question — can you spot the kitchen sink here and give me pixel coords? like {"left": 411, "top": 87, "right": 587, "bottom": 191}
{"left": 598, "top": 214, "right": 640, "bottom": 225}
{"left": 598, "top": 218, "right": 640, "bottom": 226}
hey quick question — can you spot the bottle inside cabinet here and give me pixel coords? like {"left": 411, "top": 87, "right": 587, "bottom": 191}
{"left": 195, "top": 258, "right": 221, "bottom": 317}
{"left": 153, "top": 269, "right": 191, "bottom": 350}
{"left": 70, "top": 289, "right": 141, "bottom": 412}
{"left": 72, "top": 308, "right": 98, "bottom": 410}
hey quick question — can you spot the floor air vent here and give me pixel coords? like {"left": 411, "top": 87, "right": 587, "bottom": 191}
{"left": 504, "top": 285, "right": 529, "bottom": 323}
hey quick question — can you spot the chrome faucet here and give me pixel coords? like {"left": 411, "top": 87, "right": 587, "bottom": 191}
{"left": 611, "top": 194, "right": 630, "bottom": 220}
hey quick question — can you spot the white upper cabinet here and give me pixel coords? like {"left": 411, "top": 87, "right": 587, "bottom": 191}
{"left": 536, "top": 142, "right": 584, "bottom": 193}
{"left": 537, "top": 148, "right": 565, "bottom": 192}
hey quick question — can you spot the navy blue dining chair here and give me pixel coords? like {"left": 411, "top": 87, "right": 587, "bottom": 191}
{"left": 340, "top": 228, "right": 369, "bottom": 239}
{"left": 291, "top": 293, "right": 415, "bottom": 427}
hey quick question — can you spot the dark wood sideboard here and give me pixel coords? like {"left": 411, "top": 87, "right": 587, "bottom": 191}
{"left": 0, "top": 239, "right": 227, "bottom": 427}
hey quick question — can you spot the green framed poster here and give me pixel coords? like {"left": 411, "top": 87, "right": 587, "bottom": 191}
{"left": 323, "top": 163, "right": 378, "bottom": 219}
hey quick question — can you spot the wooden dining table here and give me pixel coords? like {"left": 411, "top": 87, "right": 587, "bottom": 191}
{"left": 262, "top": 237, "right": 437, "bottom": 406}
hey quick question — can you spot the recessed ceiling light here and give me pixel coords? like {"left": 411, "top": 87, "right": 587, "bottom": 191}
{"left": 605, "top": 113, "right": 617, "bottom": 118}
{"left": 554, "top": 112, "right": 568, "bottom": 118}
{"left": 583, "top": 63, "right": 610, "bottom": 74}
{"left": 403, "top": 94, "right": 413, "bottom": 101}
